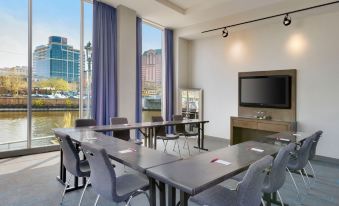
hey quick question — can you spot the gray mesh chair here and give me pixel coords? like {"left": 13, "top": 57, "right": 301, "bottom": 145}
{"left": 189, "top": 155, "right": 273, "bottom": 206}
{"left": 152, "top": 116, "right": 181, "bottom": 156}
{"left": 56, "top": 131, "right": 91, "bottom": 206}
{"left": 110, "top": 117, "right": 131, "bottom": 141}
{"left": 287, "top": 133, "right": 317, "bottom": 194}
{"left": 231, "top": 143, "right": 296, "bottom": 205}
{"left": 307, "top": 130, "right": 323, "bottom": 180}
{"left": 261, "top": 143, "right": 296, "bottom": 205}
{"left": 75, "top": 119, "right": 96, "bottom": 127}
{"left": 173, "top": 115, "right": 199, "bottom": 156}
{"left": 81, "top": 142, "right": 150, "bottom": 206}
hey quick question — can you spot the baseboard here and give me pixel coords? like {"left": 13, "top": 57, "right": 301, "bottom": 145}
{"left": 314, "top": 155, "right": 339, "bottom": 165}
{"left": 0, "top": 145, "right": 59, "bottom": 159}
{"left": 204, "top": 135, "right": 230, "bottom": 144}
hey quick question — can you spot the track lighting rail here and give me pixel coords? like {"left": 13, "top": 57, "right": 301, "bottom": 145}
{"left": 202, "top": 1, "right": 339, "bottom": 35}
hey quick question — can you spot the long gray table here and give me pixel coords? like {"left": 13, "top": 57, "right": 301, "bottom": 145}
{"left": 56, "top": 119, "right": 209, "bottom": 151}
{"left": 146, "top": 141, "right": 281, "bottom": 206}
{"left": 251, "top": 131, "right": 314, "bottom": 147}
{"left": 54, "top": 129, "right": 182, "bottom": 193}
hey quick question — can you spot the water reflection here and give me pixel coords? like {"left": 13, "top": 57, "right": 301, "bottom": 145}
{"left": 0, "top": 111, "right": 79, "bottom": 144}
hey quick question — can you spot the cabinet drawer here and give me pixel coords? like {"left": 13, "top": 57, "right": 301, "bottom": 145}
{"left": 257, "top": 123, "right": 289, "bottom": 132}
{"left": 233, "top": 120, "right": 257, "bottom": 129}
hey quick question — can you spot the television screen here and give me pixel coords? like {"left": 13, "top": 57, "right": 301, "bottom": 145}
{"left": 239, "top": 75, "right": 291, "bottom": 108}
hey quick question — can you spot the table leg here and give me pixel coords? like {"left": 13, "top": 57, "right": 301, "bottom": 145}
{"left": 56, "top": 148, "right": 66, "bottom": 185}
{"left": 145, "top": 128, "right": 149, "bottom": 147}
{"left": 194, "top": 124, "right": 201, "bottom": 150}
{"left": 193, "top": 123, "right": 208, "bottom": 151}
{"left": 159, "top": 181, "right": 166, "bottom": 206}
{"left": 168, "top": 186, "right": 176, "bottom": 206}
{"left": 180, "top": 191, "right": 189, "bottom": 206}
{"left": 154, "top": 127, "right": 157, "bottom": 150}
{"left": 200, "top": 123, "right": 208, "bottom": 151}
{"left": 149, "top": 177, "right": 157, "bottom": 206}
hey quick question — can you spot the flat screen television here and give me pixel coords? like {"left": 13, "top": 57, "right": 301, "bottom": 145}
{"left": 239, "top": 75, "right": 291, "bottom": 108}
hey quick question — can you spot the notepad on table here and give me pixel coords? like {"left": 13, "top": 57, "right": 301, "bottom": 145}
{"left": 119, "top": 149, "right": 136, "bottom": 154}
{"left": 215, "top": 160, "right": 231, "bottom": 166}
{"left": 279, "top": 138, "right": 290, "bottom": 142}
{"left": 250, "top": 148, "right": 264, "bottom": 152}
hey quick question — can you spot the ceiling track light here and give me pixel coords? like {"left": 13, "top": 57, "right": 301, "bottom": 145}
{"left": 283, "top": 14, "right": 292, "bottom": 26}
{"left": 201, "top": 0, "right": 339, "bottom": 37}
{"left": 222, "top": 27, "right": 229, "bottom": 38}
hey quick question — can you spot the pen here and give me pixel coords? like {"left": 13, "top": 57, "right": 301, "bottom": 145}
{"left": 210, "top": 158, "right": 218, "bottom": 163}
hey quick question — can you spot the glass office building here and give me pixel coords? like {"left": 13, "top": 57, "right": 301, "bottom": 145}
{"left": 33, "top": 36, "right": 80, "bottom": 82}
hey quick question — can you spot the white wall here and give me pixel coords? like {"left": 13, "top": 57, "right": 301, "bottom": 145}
{"left": 188, "top": 11, "right": 339, "bottom": 159}
{"left": 117, "top": 5, "right": 136, "bottom": 124}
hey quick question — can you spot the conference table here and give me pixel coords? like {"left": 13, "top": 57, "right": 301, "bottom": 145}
{"left": 54, "top": 121, "right": 312, "bottom": 206}
{"left": 56, "top": 119, "right": 209, "bottom": 150}
{"left": 54, "top": 129, "right": 182, "bottom": 192}
{"left": 146, "top": 141, "right": 281, "bottom": 206}
{"left": 53, "top": 119, "right": 209, "bottom": 191}
{"left": 143, "top": 131, "right": 312, "bottom": 206}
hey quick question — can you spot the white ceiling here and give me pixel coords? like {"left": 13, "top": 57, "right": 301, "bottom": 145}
{"left": 101, "top": 0, "right": 339, "bottom": 31}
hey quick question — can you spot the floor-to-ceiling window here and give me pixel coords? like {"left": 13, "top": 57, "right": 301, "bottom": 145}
{"left": 0, "top": 0, "right": 92, "bottom": 153}
{"left": 82, "top": 1, "right": 93, "bottom": 119}
{"left": 31, "top": 0, "right": 81, "bottom": 148}
{"left": 141, "top": 22, "right": 163, "bottom": 121}
{"left": 0, "top": 0, "right": 28, "bottom": 151}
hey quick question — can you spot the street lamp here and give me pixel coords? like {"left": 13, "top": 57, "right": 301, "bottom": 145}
{"left": 84, "top": 42, "right": 92, "bottom": 117}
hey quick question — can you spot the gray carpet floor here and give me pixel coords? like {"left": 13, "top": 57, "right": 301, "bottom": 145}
{"left": 0, "top": 136, "right": 338, "bottom": 206}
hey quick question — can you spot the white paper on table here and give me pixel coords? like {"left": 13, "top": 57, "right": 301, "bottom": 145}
{"left": 250, "top": 148, "right": 264, "bottom": 152}
{"left": 119, "top": 149, "right": 135, "bottom": 154}
{"left": 215, "top": 160, "right": 231, "bottom": 166}
{"left": 84, "top": 138, "right": 97, "bottom": 140}
{"left": 279, "top": 138, "right": 290, "bottom": 142}
{"left": 293, "top": 133, "right": 301, "bottom": 137}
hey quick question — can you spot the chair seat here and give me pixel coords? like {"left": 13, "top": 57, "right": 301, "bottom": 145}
{"left": 115, "top": 174, "right": 149, "bottom": 202}
{"left": 79, "top": 160, "right": 91, "bottom": 177}
{"left": 156, "top": 134, "right": 179, "bottom": 140}
{"left": 189, "top": 185, "right": 237, "bottom": 206}
{"left": 287, "top": 156, "right": 301, "bottom": 170}
{"left": 231, "top": 171, "right": 246, "bottom": 182}
{"left": 184, "top": 131, "right": 199, "bottom": 136}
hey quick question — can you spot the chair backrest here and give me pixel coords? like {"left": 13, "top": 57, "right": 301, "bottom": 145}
{"left": 309, "top": 130, "right": 323, "bottom": 160}
{"left": 263, "top": 143, "right": 296, "bottom": 193}
{"left": 110, "top": 117, "right": 130, "bottom": 141}
{"left": 152, "top": 116, "right": 166, "bottom": 137}
{"left": 75, "top": 119, "right": 96, "bottom": 127}
{"left": 237, "top": 155, "right": 273, "bottom": 206}
{"left": 293, "top": 133, "right": 317, "bottom": 169}
{"left": 82, "top": 142, "right": 117, "bottom": 201}
{"left": 55, "top": 131, "right": 81, "bottom": 176}
{"left": 173, "top": 115, "right": 185, "bottom": 134}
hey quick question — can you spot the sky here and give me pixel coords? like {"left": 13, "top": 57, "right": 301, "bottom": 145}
{"left": 0, "top": 0, "right": 162, "bottom": 68}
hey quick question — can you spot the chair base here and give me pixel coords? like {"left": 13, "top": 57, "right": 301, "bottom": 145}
{"left": 263, "top": 192, "right": 289, "bottom": 206}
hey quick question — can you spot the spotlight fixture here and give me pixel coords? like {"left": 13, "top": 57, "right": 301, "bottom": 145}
{"left": 283, "top": 14, "right": 292, "bottom": 26}
{"left": 222, "top": 27, "right": 228, "bottom": 38}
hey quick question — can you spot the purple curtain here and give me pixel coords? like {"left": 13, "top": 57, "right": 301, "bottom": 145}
{"left": 91, "top": 0, "right": 117, "bottom": 125}
{"left": 135, "top": 17, "right": 142, "bottom": 140}
{"left": 165, "top": 29, "right": 174, "bottom": 132}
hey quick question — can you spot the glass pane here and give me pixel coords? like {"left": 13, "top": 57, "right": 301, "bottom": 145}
{"left": 31, "top": 0, "right": 80, "bottom": 148}
{"left": 83, "top": 1, "right": 93, "bottom": 118}
{"left": 0, "top": 0, "right": 28, "bottom": 151}
{"left": 141, "top": 23, "right": 163, "bottom": 122}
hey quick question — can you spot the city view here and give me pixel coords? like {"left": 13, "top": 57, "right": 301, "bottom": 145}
{"left": 0, "top": 1, "right": 163, "bottom": 151}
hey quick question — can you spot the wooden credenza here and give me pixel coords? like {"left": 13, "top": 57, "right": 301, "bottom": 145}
{"left": 230, "top": 116, "right": 297, "bottom": 145}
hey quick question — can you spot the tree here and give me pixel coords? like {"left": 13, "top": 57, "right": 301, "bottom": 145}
{"left": 35, "top": 78, "right": 70, "bottom": 91}
{"left": 0, "top": 75, "right": 26, "bottom": 96}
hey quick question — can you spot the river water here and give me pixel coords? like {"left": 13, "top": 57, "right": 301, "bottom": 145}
{"left": 0, "top": 111, "right": 79, "bottom": 144}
